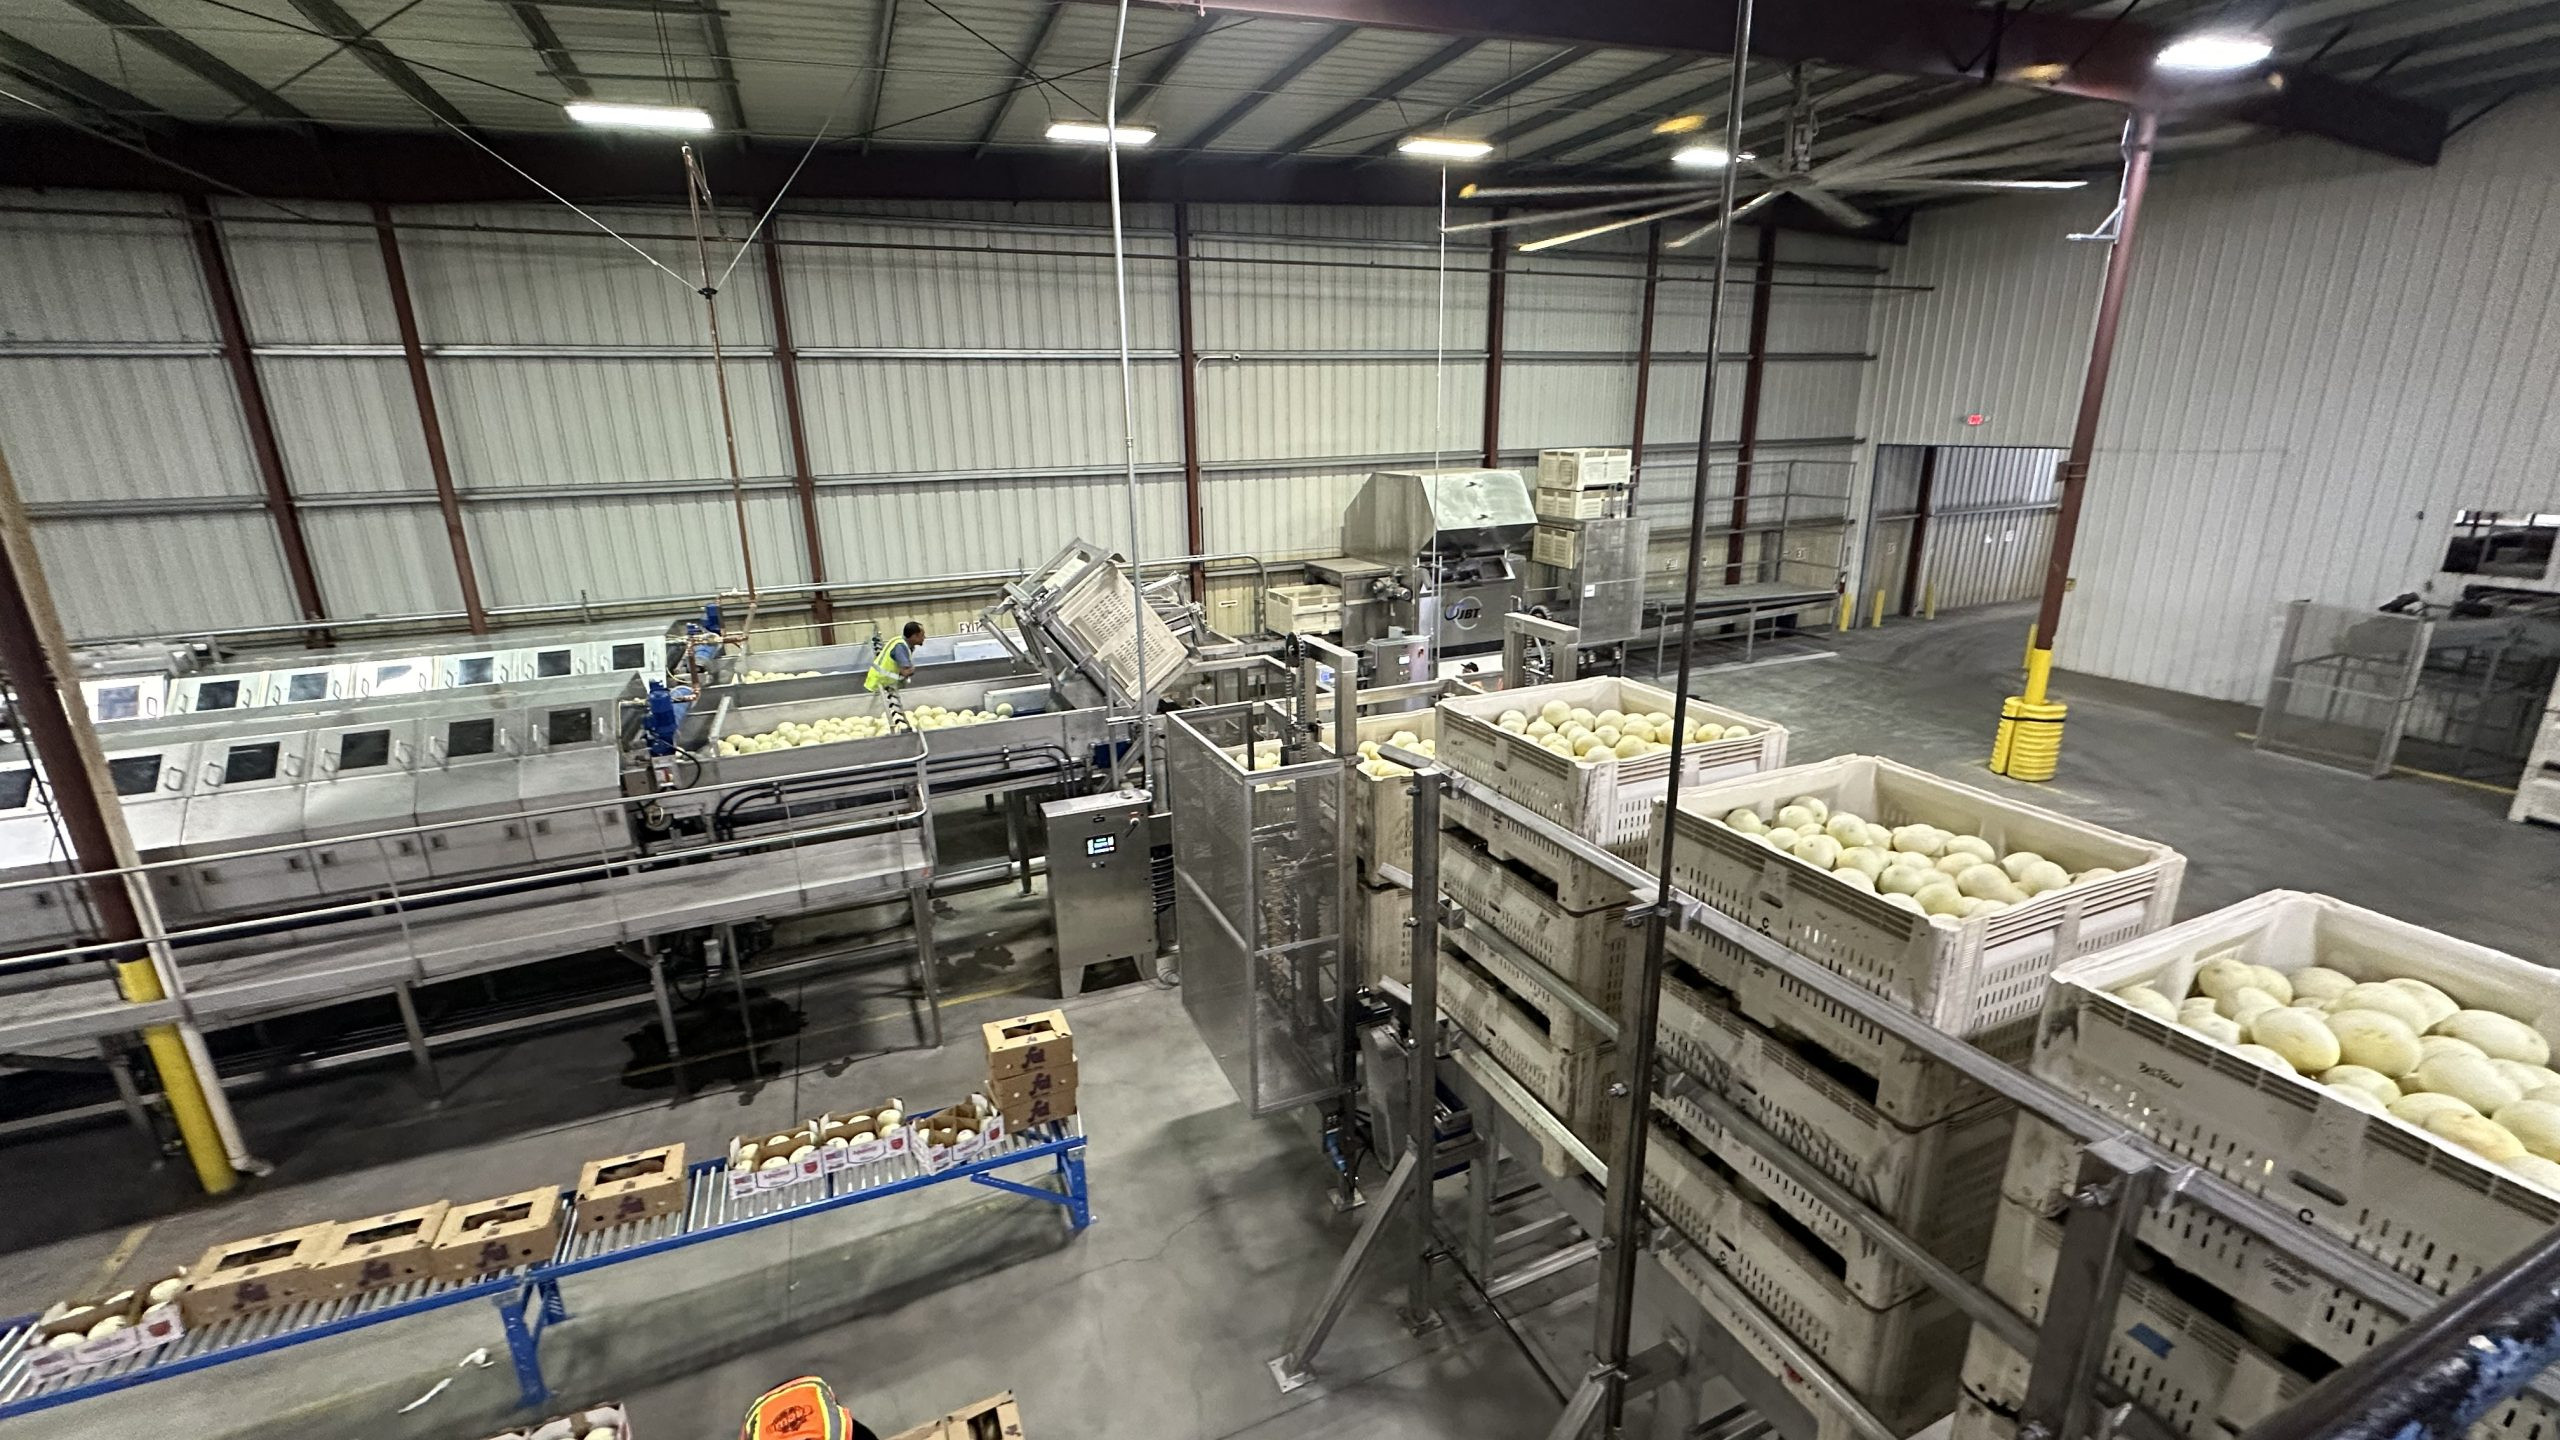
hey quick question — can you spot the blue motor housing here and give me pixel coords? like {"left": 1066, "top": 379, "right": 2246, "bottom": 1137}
{"left": 644, "top": 679, "right": 685, "bottom": 756}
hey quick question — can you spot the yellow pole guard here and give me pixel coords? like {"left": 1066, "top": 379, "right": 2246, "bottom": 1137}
{"left": 1836, "top": 592, "right": 1854, "bottom": 631}
{"left": 1990, "top": 646, "right": 2067, "bottom": 782}
{"left": 1924, "top": 584, "right": 1938, "bottom": 620}
{"left": 115, "top": 956, "right": 237, "bottom": 1194}
{"left": 1870, "top": 588, "right": 1887, "bottom": 628}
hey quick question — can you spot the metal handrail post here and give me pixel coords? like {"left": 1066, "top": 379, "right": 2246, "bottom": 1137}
{"left": 1401, "top": 761, "right": 1445, "bottom": 1331}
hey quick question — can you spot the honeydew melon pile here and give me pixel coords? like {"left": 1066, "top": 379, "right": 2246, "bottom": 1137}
{"left": 1492, "top": 700, "right": 1755, "bottom": 767}
{"left": 715, "top": 701, "right": 1013, "bottom": 755}
{"left": 1708, "top": 793, "right": 2118, "bottom": 928}
{"left": 2109, "top": 962, "right": 2560, "bottom": 1190}
{"left": 1354, "top": 730, "right": 1437, "bottom": 779}
{"left": 740, "top": 669, "right": 822, "bottom": 682}
{"left": 1230, "top": 738, "right": 1287, "bottom": 772}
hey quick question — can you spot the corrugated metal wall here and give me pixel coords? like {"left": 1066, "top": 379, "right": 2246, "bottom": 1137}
{"left": 0, "top": 192, "right": 1883, "bottom": 641}
{"left": 1865, "top": 92, "right": 2560, "bottom": 703}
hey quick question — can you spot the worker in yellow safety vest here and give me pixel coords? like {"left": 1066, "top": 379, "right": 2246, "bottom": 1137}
{"left": 865, "top": 621, "right": 925, "bottom": 696}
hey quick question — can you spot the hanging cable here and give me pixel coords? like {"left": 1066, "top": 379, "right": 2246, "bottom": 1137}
{"left": 713, "top": 65, "right": 871, "bottom": 291}
{"left": 1101, "top": 0, "right": 1151, "bottom": 792}
{"left": 1428, "top": 167, "right": 1451, "bottom": 673}
{"left": 684, "top": 145, "right": 763, "bottom": 647}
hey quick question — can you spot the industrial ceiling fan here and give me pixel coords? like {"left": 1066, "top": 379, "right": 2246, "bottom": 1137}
{"left": 1452, "top": 69, "right": 2092, "bottom": 253}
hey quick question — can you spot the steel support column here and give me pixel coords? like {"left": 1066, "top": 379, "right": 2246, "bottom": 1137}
{"left": 2035, "top": 113, "right": 2154, "bottom": 658}
{"left": 1481, "top": 216, "right": 1508, "bottom": 468}
{"left": 183, "top": 196, "right": 326, "bottom": 639}
{"left": 1901, "top": 444, "right": 1937, "bottom": 617}
{"left": 1626, "top": 222, "right": 1662, "bottom": 504}
{"left": 372, "top": 202, "right": 489, "bottom": 635}
{"left": 1723, "top": 224, "right": 1776, "bottom": 586}
{"left": 762, "top": 222, "right": 836, "bottom": 641}
{"left": 0, "top": 449, "right": 234, "bottom": 1193}
{"left": 1996, "top": 110, "right": 2156, "bottom": 782}
{"left": 1173, "top": 204, "right": 1208, "bottom": 601}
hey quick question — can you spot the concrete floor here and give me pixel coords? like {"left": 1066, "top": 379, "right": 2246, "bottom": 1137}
{"left": 6, "top": 602, "right": 2558, "bottom": 1439}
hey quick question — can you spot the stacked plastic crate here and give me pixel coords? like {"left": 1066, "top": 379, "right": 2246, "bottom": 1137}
{"left": 1528, "top": 448, "right": 1633, "bottom": 571}
{"left": 1431, "top": 677, "right": 1786, "bottom": 1169}
{"left": 1660, "top": 755, "right": 2188, "bottom": 1440}
{"left": 1328, "top": 707, "right": 1436, "bottom": 986}
{"left": 1960, "top": 891, "right": 2560, "bottom": 1440}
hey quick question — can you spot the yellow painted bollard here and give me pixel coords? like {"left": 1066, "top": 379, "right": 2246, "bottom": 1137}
{"left": 1870, "top": 588, "right": 1887, "bottom": 628}
{"left": 1924, "top": 584, "right": 1938, "bottom": 620}
{"left": 1990, "top": 645, "right": 2068, "bottom": 782}
{"left": 1836, "top": 591, "right": 1855, "bottom": 632}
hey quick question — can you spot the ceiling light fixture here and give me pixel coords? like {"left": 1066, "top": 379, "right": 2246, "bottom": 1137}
{"left": 1397, "top": 135, "right": 1493, "bottom": 161}
{"left": 2155, "top": 33, "right": 2274, "bottom": 73}
{"left": 1672, "top": 144, "right": 1754, "bottom": 169}
{"left": 1046, "top": 120, "right": 1155, "bottom": 146}
{"left": 564, "top": 102, "right": 715, "bottom": 131}
{"left": 1653, "top": 114, "right": 1708, "bottom": 136}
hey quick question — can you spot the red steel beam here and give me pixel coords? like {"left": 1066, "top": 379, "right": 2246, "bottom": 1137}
{"left": 761, "top": 222, "right": 837, "bottom": 643}
{"left": 1625, "top": 221, "right": 1663, "bottom": 504}
{"left": 372, "top": 203, "right": 489, "bottom": 635}
{"left": 1723, "top": 224, "right": 1776, "bottom": 586}
{"left": 1480, "top": 214, "right": 1507, "bottom": 469}
{"left": 1173, "top": 204, "right": 1208, "bottom": 601}
{"left": 183, "top": 196, "right": 328, "bottom": 641}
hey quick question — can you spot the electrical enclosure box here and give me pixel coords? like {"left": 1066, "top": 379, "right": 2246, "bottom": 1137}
{"left": 1042, "top": 789, "right": 1157, "bottom": 995}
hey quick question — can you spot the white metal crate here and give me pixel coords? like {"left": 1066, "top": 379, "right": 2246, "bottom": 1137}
{"left": 1262, "top": 583, "right": 1342, "bottom": 635}
{"left": 1437, "top": 933, "right": 1611, "bottom": 1143}
{"left": 1657, "top": 976, "right": 2011, "bottom": 1303}
{"left": 1442, "top": 789, "right": 1639, "bottom": 912}
{"left": 1438, "top": 677, "right": 1786, "bottom": 860}
{"left": 1666, "top": 924, "right": 2007, "bottom": 1127}
{"left": 1668, "top": 755, "right": 2185, "bottom": 1041}
{"left": 1321, "top": 708, "right": 1439, "bottom": 878}
{"left": 1532, "top": 525, "right": 1582, "bottom": 568}
{"left": 1656, "top": 1241, "right": 1956, "bottom": 1440}
{"left": 1354, "top": 879, "right": 1412, "bottom": 987}
{"left": 1439, "top": 833, "right": 1635, "bottom": 1012}
{"left": 1539, "top": 447, "right": 1632, "bottom": 490}
{"left": 1968, "top": 1200, "right": 2314, "bottom": 1440}
{"left": 2038, "top": 891, "right": 2560, "bottom": 1328}
{"left": 1648, "top": 1124, "right": 1971, "bottom": 1433}
{"left": 1534, "top": 489, "right": 1614, "bottom": 522}
{"left": 1952, "top": 1387, "right": 2013, "bottom": 1440}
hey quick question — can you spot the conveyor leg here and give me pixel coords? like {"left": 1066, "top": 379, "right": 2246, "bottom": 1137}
{"left": 1461, "top": 1125, "right": 1501, "bottom": 1278}
{"left": 98, "top": 1037, "right": 161, "bottom": 1164}
{"left": 1004, "top": 793, "right": 1032, "bottom": 896}
{"left": 1057, "top": 1147, "right": 1091, "bottom": 1230}
{"left": 2018, "top": 1141, "right": 2163, "bottom": 1440}
{"left": 1269, "top": 1145, "right": 1419, "bottom": 1393}
{"left": 392, "top": 982, "right": 439, "bottom": 1102}
{"left": 911, "top": 883, "right": 943, "bottom": 1049}
{"left": 494, "top": 1287, "right": 550, "bottom": 1409}
{"left": 645, "top": 945, "right": 687, "bottom": 1094}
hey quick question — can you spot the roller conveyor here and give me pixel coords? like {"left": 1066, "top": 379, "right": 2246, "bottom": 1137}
{"left": 0, "top": 1115, "right": 1089, "bottom": 1422}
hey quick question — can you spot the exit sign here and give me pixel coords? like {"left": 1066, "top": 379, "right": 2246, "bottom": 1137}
{"left": 1964, "top": 413, "right": 1988, "bottom": 427}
